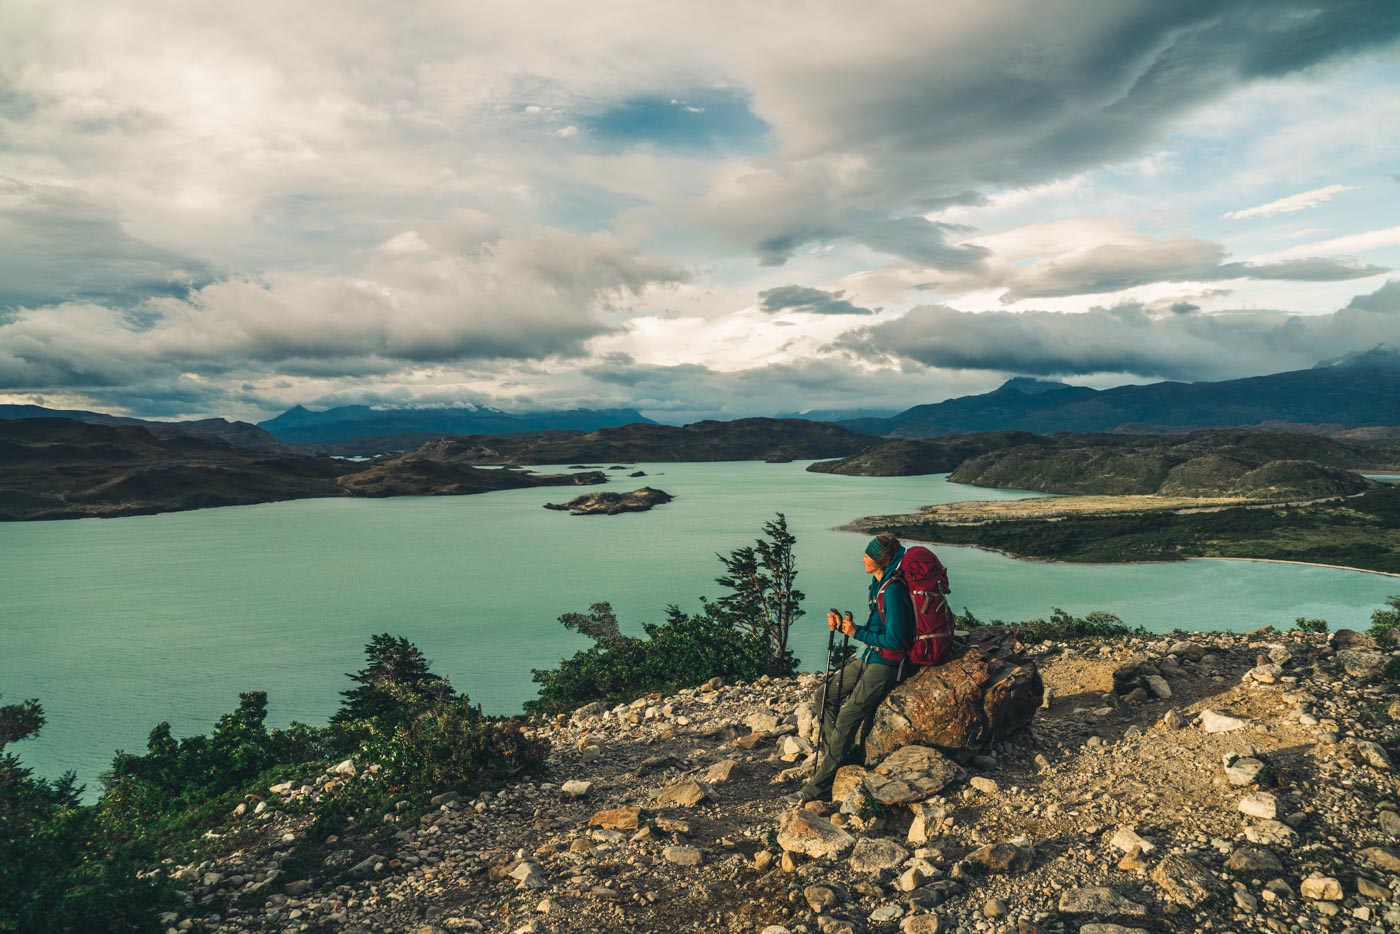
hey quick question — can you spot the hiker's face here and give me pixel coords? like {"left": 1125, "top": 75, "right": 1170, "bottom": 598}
{"left": 862, "top": 554, "right": 879, "bottom": 575}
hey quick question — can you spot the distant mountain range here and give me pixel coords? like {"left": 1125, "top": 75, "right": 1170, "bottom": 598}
{"left": 0, "top": 404, "right": 659, "bottom": 454}
{"left": 256, "top": 404, "right": 655, "bottom": 446}
{"left": 843, "top": 345, "right": 1400, "bottom": 437}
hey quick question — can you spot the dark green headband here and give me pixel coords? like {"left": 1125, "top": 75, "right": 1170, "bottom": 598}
{"left": 865, "top": 537, "right": 884, "bottom": 560}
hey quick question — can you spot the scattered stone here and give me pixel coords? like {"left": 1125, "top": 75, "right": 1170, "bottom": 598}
{"left": 588, "top": 806, "right": 642, "bottom": 831}
{"left": 1243, "top": 820, "right": 1297, "bottom": 846}
{"left": 1357, "top": 877, "right": 1390, "bottom": 899}
{"left": 1225, "top": 846, "right": 1283, "bottom": 874}
{"left": 1143, "top": 674, "right": 1172, "bottom": 698}
{"left": 1354, "top": 740, "right": 1394, "bottom": 770}
{"left": 1109, "top": 826, "right": 1154, "bottom": 855}
{"left": 703, "top": 759, "right": 745, "bottom": 784}
{"left": 1151, "top": 854, "right": 1220, "bottom": 907}
{"left": 1199, "top": 709, "right": 1249, "bottom": 733}
{"left": 560, "top": 780, "right": 592, "bottom": 797}
{"left": 654, "top": 779, "right": 710, "bottom": 808}
{"left": 850, "top": 836, "right": 910, "bottom": 873}
{"left": 776, "top": 809, "right": 856, "bottom": 858}
{"left": 1362, "top": 846, "right": 1400, "bottom": 873}
{"left": 661, "top": 846, "right": 703, "bottom": 867}
{"left": 1224, "top": 756, "right": 1267, "bottom": 786}
{"left": 804, "top": 884, "right": 840, "bottom": 913}
{"left": 1300, "top": 874, "right": 1343, "bottom": 901}
{"left": 901, "top": 915, "right": 943, "bottom": 934}
{"left": 1238, "top": 792, "right": 1279, "bottom": 820}
{"left": 969, "top": 776, "right": 999, "bottom": 795}
{"left": 967, "top": 838, "right": 1035, "bottom": 873}
{"left": 1058, "top": 886, "right": 1148, "bottom": 917}
{"left": 1336, "top": 649, "right": 1387, "bottom": 680}
{"left": 870, "top": 904, "right": 904, "bottom": 923}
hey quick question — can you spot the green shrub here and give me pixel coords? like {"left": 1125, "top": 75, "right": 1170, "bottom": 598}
{"left": 1292, "top": 617, "right": 1329, "bottom": 634}
{"left": 526, "top": 605, "right": 773, "bottom": 715}
{"left": 1370, "top": 596, "right": 1400, "bottom": 647}
{"left": 0, "top": 696, "right": 167, "bottom": 934}
{"left": 962, "top": 607, "right": 1145, "bottom": 644}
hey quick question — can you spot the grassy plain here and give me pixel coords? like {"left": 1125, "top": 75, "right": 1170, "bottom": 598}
{"left": 852, "top": 484, "right": 1400, "bottom": 574}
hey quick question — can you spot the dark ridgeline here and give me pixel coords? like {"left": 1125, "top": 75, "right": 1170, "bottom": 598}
{"left": 841, "top": 346, "right": 1400, "bottom": 438}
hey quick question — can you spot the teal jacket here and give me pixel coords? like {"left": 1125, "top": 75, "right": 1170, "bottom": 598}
{"left": 855, "top": 546, "right": 912, "bottom": 666}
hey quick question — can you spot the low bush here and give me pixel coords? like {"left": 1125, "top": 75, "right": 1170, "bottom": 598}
{"left": 1370, "top": 595, "right": 1400, "bottom": 647}
{"left": 957, "top": 607, "right": 1145, "bottom": 644}
{"left": 1292, "top": 616, "right": 1329, "bottom": 634}
{"left": 526, "top": 604, "right": 772, "bottom": 715}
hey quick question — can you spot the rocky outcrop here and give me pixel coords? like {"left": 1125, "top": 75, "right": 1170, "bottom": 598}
{"left": 544, "top": 487, "right": 674, "bottom": 515}
{"left": 864, "top": 629, "right": 1044, "bottom": 762}
{"left": 148, "top": 628, "right": 1400, "bottom": 934}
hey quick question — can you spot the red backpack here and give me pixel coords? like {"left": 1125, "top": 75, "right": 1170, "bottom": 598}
{"left": 874, "top": 545, "right": 956, "bottom": 667}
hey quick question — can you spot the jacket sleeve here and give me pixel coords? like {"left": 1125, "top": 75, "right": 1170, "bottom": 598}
{"left": 856, "top": 579, "right": 909, "bottom": 651}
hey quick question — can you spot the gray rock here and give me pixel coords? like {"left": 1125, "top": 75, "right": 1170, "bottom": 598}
{"left": 560, "top": 779, "right": 592, "bottom": 797}
{"left": 1337, "top": 649, "right": 1386, "bottom": 680}
{"left": 654, "top": 779, "right": 710, "bottom": 808}
{"left": 776, "top": 809, "right": 856, "bottom": 858}
{"left": 1058, "top": 886, "right": 1148, "bottom": 917}
{"left": 1225, "top": 846, "right": 1283, "bottom": 874}
{"left": 1151, "top": 854, "right": 1220, "bottom": 907}
{"left": 349, "top": 854, "right": 385, "bottom": 878}
{"left": 1199, "top": 709, "right": 1249, "bottom": 733}
{"left": 1300, "top": 874, "right": 1343, "bottom": 901}
{"left": 661, "top": 845, "right": 703, "bottom": 867}
{"left": 850, "top": 836, "right": 910, "bottom": 873}
{"left": 967, "top": 838, "right": 1034, "bottom": 874}
{"left": 869, "top": 904, "right": 904, "bottom": 923}
{"left": 1109, "top": 827, "right": 1154, "bottom": 854}
{"left": 1143, "top": 674, "right": 1172, "bottom": 699}
{"left": 803, "top": 884, "right": 840, "bottom": 913}
{"left": 428, "top": 791, "right": 460, "bottom": 808}
{"left": 1238, "top": 792, "right": 1279, "bottom": 820}
{"left": 1224, "top": 756, "right": 1267, "bottom": 786}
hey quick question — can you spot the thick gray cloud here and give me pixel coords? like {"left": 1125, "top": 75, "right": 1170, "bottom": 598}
{"left": 840, "top": 279, "right": 1400, "bottom": 381}
{"left": 703, "top": 0, "right": 1400, "bottom": 262}
{"left": 758, "top": 285, "right": 872, "bottom": 316}
{"left": 0, "top": 177, "right": 213, "bottom": 307}
{"left": 0, "top": 229, "right": 688, "bottom": 394}
{"left": 999, "top": 238, "right": 1389, "bottom": 302}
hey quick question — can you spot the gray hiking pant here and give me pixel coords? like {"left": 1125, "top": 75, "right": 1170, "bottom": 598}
{"left": 801, "top": 657, "right": 901, "bottom": 797}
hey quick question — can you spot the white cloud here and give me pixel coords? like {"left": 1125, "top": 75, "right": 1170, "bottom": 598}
{"left": 1222, "top": 184, "right": 1358, "bottom": 220}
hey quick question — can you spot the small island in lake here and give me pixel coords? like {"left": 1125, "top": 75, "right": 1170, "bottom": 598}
{"left": 544, "top": 487, "right": 674, "bottom": 515}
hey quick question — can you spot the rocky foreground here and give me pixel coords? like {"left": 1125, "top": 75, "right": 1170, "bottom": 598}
{"left": 157, "top": 629, "right": 1400, "bottom": 934}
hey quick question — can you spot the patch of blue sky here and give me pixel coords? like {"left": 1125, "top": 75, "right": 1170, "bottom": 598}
{"left": 580, "top": 88, "right": 771, "bottom": 153}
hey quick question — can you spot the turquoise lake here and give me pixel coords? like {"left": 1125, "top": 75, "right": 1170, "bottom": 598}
{"left": 2, "top": 460, "right": 1396, "bottom": 794}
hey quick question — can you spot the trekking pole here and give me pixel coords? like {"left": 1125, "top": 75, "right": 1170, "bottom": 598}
{"left": 813, "top": 610, "right": 839, "bottom": 778}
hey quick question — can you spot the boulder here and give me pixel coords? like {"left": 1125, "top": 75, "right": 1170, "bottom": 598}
{"left": 1337, "top": 649, "right": 1387, "bottom": 680}
{"left": 850, "top": 837, "right": 909, "bottom": 873}
{"left": 865, "top": 629, "right": 1043, "bottom": 762}
{"left": 1057, "top": 886, "right": 1148, "bottom": 917}
{"left": 861, "top": 745, "right": 967, "bottom": 805}
{"left": 1151, "top": 854, "right": 1219, "bottom": 907}
{"left": 654, "top": 780, "right": 711, "bottom": 808}
{"left": 967, "top": 839, "right": 1034, "bottom": 874}
{"left": 776, "top": 809, "right": 856, "bottom": 859}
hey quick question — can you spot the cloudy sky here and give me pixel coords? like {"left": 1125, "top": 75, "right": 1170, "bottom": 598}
{"left": 2, "top": 1, "right": 1399, "bottom": 422}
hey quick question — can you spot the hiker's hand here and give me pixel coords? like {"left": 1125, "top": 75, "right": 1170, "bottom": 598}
{"left": 839, "top": 613, "right": 856, "bottom": 637}
{"left": 827, "top": 610, "right": 840, "bottom": 631}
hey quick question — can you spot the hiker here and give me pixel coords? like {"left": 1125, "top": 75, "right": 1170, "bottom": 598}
{"left": 788, "top": 532, "right": 914, "bottom": 804}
